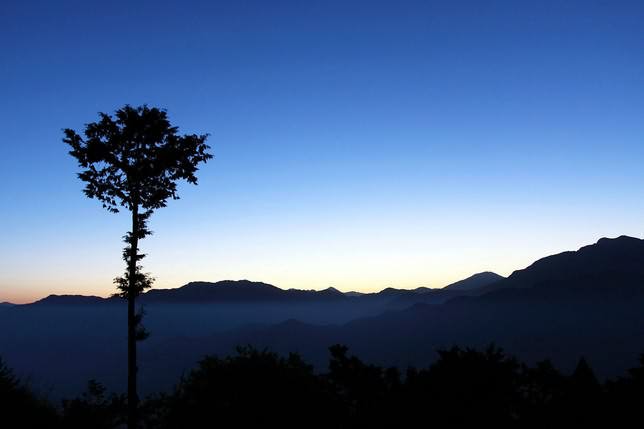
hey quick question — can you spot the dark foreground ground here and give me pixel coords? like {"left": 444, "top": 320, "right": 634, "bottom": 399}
{"left": 2, "top": 343, "right": 644, "bottom": 428}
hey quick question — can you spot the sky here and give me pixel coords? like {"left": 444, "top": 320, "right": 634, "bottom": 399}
{"left": 1, "top": 0, "right": 643, "bottom": 303}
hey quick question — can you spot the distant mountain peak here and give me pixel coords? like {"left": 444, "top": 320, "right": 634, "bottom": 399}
{"left": 443, "top": 272, "right": 505, "bottom": 291}
{"left": 182, "top": 279, "right": 278, "bottom": 289}
{"left": 596, "top": 235, "right": 640, "bottom": 244}
{"left": 320, "top": 287, "right": 343, "bottom": 295}
{"left": 140, "top": 279, "right": 347, "bottom": 303}
{"left": 31, "top": 294, "right": 107, "bottom": 306}
{"left": 344, "top": 291, "right": 365, "bottom": 297}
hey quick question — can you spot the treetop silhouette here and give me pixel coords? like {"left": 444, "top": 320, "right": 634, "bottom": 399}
{"left": 64, "top": 105, "right": 211, "bottom": 214}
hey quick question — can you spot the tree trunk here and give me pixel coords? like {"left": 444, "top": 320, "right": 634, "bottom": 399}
{"left": 128, "top": 204, "right": 139, "bottom": 429}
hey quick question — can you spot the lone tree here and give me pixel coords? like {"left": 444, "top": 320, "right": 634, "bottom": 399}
{"left": 64, "top": 105, "right": 212, "bottom": 428}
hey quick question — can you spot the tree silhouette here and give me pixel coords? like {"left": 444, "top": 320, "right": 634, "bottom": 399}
{"left": 62, "top": 380, "right": 126, "bottom": 428}
{"left": 161, "top": 346, "right": 341, "bottom": 429}
{"left": 0, "top": 356, "right": 59, "bottom": 426}
{"left": 63, "top": 105, "right": 212, "bottom": 428}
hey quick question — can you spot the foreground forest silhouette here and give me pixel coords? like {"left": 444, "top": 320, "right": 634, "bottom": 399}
{"left": 2, "top": 344, "right": 644, "bottom": 428}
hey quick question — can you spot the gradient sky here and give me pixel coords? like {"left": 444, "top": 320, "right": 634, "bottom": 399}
{"left": 1, "top": 0, "right": 643, "bottom": 303}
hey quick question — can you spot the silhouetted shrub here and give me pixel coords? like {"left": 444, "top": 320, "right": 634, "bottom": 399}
{"left": 404, "top": 344, "right": 522, "bottom": 425}
{"left": 326, "top": 344, "right": 402, "bottom": 427}
{"left": 0, "top": 356, "right": 59, "bottom": 428}
{"left": 61, "top": 380, "right": 126, "bottom": 428}
{"left": 159, "top": 346, "right": 343, "bottom": 428}
{"left": 604, "top": 353, "right": 644, "bottom": 426}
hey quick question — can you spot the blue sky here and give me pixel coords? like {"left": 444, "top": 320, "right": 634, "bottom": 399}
{"left": 1, "top": 0, "right": 643, "bottom": 303}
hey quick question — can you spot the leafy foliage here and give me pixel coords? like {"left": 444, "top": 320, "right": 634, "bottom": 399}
{"left": 63, "top": 105, "right": 212, "bottom": 214}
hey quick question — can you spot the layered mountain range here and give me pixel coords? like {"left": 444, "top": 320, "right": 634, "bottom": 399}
{"left": 2, "top": 235, "right": 643, "bottom": 400}
{"left": 24, "top": 271, "right": 503, "bottom": 307}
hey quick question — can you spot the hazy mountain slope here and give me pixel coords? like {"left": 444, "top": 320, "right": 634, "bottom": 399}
{"left": 443, "top": 271, "right": 505, "bottom": 291}
{"left": 479, "top": 236, "right": 644, "bottom": 295}
{"left": 384, "top": 272, "right": 505, "bottom": 307}
{"left": 31, "top": 295, "right": 109, "bottom": 306}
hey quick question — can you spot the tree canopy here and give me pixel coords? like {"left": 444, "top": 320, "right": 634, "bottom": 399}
{"left": 63, "top": 105, "right": 212, "bottom": 214}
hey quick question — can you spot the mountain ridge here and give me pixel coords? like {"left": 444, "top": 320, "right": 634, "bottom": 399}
{"left": 16, "top": 235, "right": 644, "bottom": 308}
{"left": 20, "top": 273, "right": 503, "bottom": 306}
{"left": 477, "top": 235, "right": 644, "bottom": 296}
